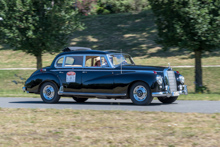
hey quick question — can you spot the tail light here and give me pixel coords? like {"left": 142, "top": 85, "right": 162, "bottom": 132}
{"left": 40, "top": 69, "right": 46, "bottom": 72}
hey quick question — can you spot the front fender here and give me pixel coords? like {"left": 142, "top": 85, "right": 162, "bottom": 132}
{"left": 25, "top": 73, "right": 61, "bottom": 93}
{"left": 113, "top": 72, "right": 157, "bottom": 94}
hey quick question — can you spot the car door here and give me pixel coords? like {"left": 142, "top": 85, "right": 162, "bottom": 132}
{"left": 81, "top": 55, "right": 114, "bottom": 93}
{"left": 54, "top": 55, "right": 83, "bottom": 92}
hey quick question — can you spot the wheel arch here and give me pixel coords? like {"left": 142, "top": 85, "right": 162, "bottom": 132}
{"left": 127, "top": 80, "right": 151, "bottom": 98}
{"left": 38, "top": 80, "right": 60, "bottom": 93}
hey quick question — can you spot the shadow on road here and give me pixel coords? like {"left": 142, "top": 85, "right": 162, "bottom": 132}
{"left": 9, "top": 100, "right": 176, "bottom": 106}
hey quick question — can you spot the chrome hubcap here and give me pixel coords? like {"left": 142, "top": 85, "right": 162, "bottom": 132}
{"left": 43, "top": 85, "right": 55, "bottom": 100}
{"left": 133, "top": 85, "right": 147, "bottom": 101}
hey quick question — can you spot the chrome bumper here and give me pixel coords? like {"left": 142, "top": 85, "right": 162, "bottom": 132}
{"left": 152, "top": 85, "right": 188, "bottom": 97}
{"left": 22, "top": 87, "right": 29, "bottom": 93}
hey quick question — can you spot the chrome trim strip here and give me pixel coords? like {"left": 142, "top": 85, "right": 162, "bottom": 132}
{"left": 50, "top": 69, "right": 160, "bottom": 73}
{"left": 58, "top": 91, "right": 126, "bottom": 97}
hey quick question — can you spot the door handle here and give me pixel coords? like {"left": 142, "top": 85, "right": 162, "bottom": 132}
{"left": 82, "top": 71, "right": 87, "bottom": 73}
{"left": 59, "top": 71, "right": 64, "bottom": 73}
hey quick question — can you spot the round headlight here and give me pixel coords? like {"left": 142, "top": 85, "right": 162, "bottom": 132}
{"left": 179, "top": 75, "right": 185, "bottom": 84}
{"left": 156, "top": 75, "right": 163, "bottom": 85}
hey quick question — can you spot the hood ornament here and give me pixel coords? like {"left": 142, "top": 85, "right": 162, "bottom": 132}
{"left": 168, "top": 63, "right": 172, "bottom": 70}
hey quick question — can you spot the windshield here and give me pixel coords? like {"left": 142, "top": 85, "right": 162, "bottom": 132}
{"left": 108, "top": 54, "right": 135, "bottom": 67}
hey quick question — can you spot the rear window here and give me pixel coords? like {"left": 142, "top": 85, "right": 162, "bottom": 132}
{"left": 64, "top": 56, "right": 83, "bottom": 67}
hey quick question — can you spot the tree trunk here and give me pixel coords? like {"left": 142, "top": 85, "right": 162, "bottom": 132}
{"left": 36, "top": 54, "right": 42, "bottom": 69}
{"left": 195, "top": 50, "right": 203, "bottom": 93}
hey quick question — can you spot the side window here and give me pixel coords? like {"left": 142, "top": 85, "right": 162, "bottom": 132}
{"left": 56, "top": 57, "right": 64, "bottom": 67}
{"left": 64, "top": 56, "right": 83, "bottom": 67}
{"left": 85, "top": 56, "right": 109, "bottom": 67}
{"left": 85, "top": 56, "right": 94, "bottom": 67}
{"left": 100, "top": 56, "right": 109, "bottom": 67}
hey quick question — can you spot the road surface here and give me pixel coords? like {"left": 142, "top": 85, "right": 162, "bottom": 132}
{"left": 0, "top": 97, "right": 219, "bottom": 113}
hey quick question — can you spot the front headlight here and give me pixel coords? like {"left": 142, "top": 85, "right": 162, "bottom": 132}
{"left": 156, "top": 75, "right": 163, "bottom": 85}
{"left": 179, "top": 75, "right": 185, "bottom": 84}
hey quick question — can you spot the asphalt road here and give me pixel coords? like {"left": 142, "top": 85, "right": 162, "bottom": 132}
{"left": 0, "top": 97, "right": 220, "bottom": 113}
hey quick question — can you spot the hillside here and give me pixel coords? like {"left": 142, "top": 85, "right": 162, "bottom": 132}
{"left": 0, "top": 10, "right": 219, "bottom": 68}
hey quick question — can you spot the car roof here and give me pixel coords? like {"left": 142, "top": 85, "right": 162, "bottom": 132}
{"left": 57, "top": 50, "right": 121, "bottom": 56}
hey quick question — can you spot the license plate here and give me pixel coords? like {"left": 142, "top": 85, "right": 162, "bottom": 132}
{"left": 172, "top": 91, "right": 179, "bottom": 96}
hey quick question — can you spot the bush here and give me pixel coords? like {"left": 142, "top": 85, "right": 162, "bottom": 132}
{"left": 77, "top": 0, "right": 97, "bottom": 15}
{"left": 77, "top": 0, "right": 150, "bottom": 15}
{"left": 100, "top": 0, "right": 150, "bottom": 13}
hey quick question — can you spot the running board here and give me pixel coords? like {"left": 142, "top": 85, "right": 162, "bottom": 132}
{"left": 58, "top": 86, "right": 126, "bottom": 97}
{"left": 58, "top": 91, "right": 126, "bottom": 97}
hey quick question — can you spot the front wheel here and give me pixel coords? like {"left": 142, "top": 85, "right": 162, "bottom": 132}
{"left": 157, "top": 96, "right": 178, "bottom": 104}
{"left": 129, "top": 82, "right": 153, "bottom": 105}
{"left": 40, "top": 82, "right": 60, "bottom": 103}
{"left": 73, "top": 97, "right": 88, "bottom": 103}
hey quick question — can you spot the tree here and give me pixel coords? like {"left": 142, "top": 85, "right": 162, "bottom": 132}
{"left": 149, "top": 0, "right": 220, "bottom": 93}
{"left": 0, "top": 0, "right": 83, "bottom": 69}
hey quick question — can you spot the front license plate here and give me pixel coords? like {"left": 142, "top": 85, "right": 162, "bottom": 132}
{"left": 172, "top": 91, "right": 179, "bottom": 96}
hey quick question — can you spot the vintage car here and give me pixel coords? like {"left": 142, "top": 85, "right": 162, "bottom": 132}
{"left": 23, "top": 47, "right": 188, "bottom": 105}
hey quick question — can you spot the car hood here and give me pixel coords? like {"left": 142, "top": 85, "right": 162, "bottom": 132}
{"left": 116, "top": 65, "right": 167, "bottom": 71}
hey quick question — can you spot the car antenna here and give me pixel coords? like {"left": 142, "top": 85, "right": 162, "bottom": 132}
{"left": 121, "top": 49, "right": 122, "bottom": 74}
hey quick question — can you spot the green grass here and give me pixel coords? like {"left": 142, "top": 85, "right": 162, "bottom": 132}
{"left": 0, "top": 10, "right": 219, "bottom": 68}
{"left": 178, "top": 94, "right": 220, "bottom": 101}
{"left": 0, "top": 70, "right": 38, "bottom": 97}
{"left": 0, "top": 108, "right": 219, "bottom": 146}
{"left": 173, "top": 67, "right": 220, "bottom": 94}
{"left": 0, "top": 68, "right": 219, "bottom": 100}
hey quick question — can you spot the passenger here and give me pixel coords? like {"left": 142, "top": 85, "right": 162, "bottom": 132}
{"left": 94, "top": 57, "right": 101, "bottom": 67}
{"left": 95, "top": 60, "right": 101, "bottom": 66}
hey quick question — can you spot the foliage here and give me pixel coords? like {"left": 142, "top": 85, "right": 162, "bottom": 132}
{"left": 76, "top": 0, "right": 150, "bottom": 15}
{"left": 98, "top": 0, "right": 150, "bottom": 14}
{"left": 149, "top": 0, "right": 220, "bottom": 51}
{"left": 77, "top": 0, "right": 98, "bottom": 15}
{"left": 0, "top": 0, "right": 83, "bottom": 69}
{"left": 149, "top": 0, "right": 220, "bottom": 93}
{"left": 195, "top": 85, "right": 210, "bottom": 94}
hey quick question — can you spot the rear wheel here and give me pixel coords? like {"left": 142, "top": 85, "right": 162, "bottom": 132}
{"left": 157, "top": 96, "right": 178, "bottom": 104}
{"left": 73, "top": 97, "right": 88, "bottom": 103}
{"left": 40, "top": 82, "right": 60, "bottom": 103}
{"left": 129, "top": 82, "right": 153, "bottom": 105}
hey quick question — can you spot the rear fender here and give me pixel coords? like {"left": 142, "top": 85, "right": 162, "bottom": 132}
{"left": 25, "top": 73, "right": 61, "bottom": 93}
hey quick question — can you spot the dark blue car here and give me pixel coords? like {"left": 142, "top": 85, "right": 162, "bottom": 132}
{"left": 23, "top": 47, "right": 188, "bottom": 105}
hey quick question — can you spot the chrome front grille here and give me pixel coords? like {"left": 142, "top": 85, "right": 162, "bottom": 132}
{"left": 167, "top": 71, "right": 177, "bottom": 92}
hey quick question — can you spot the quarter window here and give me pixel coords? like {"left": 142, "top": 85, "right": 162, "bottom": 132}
{"left": 56, "top": 57, "right": 64, "bottom": 67}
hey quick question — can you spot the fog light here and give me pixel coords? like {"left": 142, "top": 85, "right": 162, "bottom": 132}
{"left": 178, "top": 85, "right": 183, "bottom": 90}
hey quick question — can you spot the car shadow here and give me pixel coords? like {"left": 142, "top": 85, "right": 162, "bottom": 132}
{"left": 9, "top": 100, "right": 176, "bottom": 106}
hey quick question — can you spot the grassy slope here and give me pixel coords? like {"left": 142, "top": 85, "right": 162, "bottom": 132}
{"left": 0, "top": 108, "right": 220, "bottom": 146}
{"left": 0, "top": 10, "right": 219, "bottom": 68}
